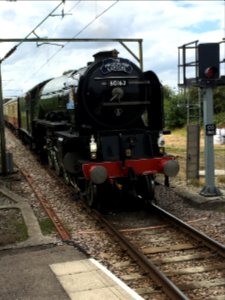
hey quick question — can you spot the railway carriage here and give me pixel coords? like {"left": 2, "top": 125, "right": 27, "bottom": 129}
{"left": 4, "top": 49, "right": 179, "bottom": 209}
{"left": 4, "top": 98, "right": 19, "bottom": 131}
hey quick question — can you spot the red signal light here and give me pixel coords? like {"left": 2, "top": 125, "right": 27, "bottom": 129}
{"left": 204, "top": 66, "right": 218, "bottom": 79}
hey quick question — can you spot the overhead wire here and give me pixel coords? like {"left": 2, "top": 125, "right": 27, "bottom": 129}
{"left": 48, "top": 1, "right": 81, "bottom": 35}
{"left": 1, "top": 0, "right": 76, "bottom": 90}
{"left": 23, "top": 1, "right": 119, "bottom": 87}
{"left": 2, "top": 0, "right": 66, "bottom": 91}
{"left": 1, "top": 0, "right": 65, "bottom": 63}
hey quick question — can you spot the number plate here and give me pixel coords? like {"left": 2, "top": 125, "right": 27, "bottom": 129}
{"left": 109, "top": 80, "right": 127, "bottom": 87}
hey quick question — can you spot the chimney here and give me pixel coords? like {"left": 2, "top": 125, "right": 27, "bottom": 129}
{"left": 93, "top": 49, "right": 119, "bottom": 62}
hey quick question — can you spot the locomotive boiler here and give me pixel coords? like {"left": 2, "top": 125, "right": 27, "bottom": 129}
{"left": 4, "top": 49, "right": 179, "bottom": 209}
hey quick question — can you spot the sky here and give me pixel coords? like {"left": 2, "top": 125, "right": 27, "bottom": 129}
{"left": 0, "top": 0, "right": 225, "bottom": 97}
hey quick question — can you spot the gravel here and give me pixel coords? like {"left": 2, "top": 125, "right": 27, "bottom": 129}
{"left": 2, "top": 128, "right": 225, "bottom": 299}
{"left": 2, "top": 127, "right": 225, "bottom": 247}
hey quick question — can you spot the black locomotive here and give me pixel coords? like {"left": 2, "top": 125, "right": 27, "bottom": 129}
{"left": 4, "top": 49, "right": 179, "bottom": 208}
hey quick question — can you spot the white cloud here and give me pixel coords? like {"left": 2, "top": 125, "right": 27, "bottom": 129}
{"left": 0, "top": 0, "right": 225, "bottom": 96}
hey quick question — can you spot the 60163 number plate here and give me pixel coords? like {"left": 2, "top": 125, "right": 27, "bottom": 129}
{"left": 109, "top": 80, "right": 127, "bottom": 87}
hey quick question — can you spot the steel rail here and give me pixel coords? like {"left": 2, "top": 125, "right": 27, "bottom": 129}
{"left": 92, "top": 209, "right": 190, "bottom": 300}
{"left": 151, "top": 202, "right": 225, "bottom": 257}
{"left": 20, "top": 168, "right": 72, "bottom": 242}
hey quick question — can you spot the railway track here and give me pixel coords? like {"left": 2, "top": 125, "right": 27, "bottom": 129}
{"left": 20, "top": 168, "right": 72, "bottom": 242}
{"left": 5, "top": 126, "right": 225, "bottom": 300}
{"left": 8, "top": 126, "right": 224, "bottom": 300}
{"left": 18, "top": 162, "right": 225, "bottom": 299}
{"left": 93, "top": 202, "right": 225, "bottom": 300}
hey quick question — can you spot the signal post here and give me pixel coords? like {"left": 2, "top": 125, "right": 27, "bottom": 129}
{"left": 200, "top": 87, "right": 221, "bottom": 196}
{"left": 198, "top": 43, "right": 222, "bottom": 196}
{"left": 178, "top": 41, "right": 225, "bottom": 197}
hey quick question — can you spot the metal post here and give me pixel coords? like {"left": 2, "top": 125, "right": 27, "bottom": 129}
{"left": 200, "top": 87, "right": 222, "bottom": 196}
{"left": 0, "top": 61, "right": 7, "bottom": 175}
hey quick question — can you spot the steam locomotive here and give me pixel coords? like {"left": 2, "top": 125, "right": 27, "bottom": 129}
{"left": 4, "top": 49, "right": 179, "bottom": 209}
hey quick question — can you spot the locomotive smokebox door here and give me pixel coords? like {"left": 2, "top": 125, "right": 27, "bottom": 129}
{"left": 78, "top": 50, "right": 148, "bottom": 130}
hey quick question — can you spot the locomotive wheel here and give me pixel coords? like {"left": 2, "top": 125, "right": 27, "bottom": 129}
{"left": 63, "top": 170, "right": 70, "bottom": 185}
{"left": 53, "top": 152, "right": 62, "bottom": 176}
{"left": 85, "top": 182, "right": 98, "bottom": 208}
{"left": 145, "top": 175, "right": 155, "bottom": 200}
{"left": 47, "top": 151, "right": 54, "bottom": 169}
{"left": 139, "top": 175, "right": 155, "bottom": 205}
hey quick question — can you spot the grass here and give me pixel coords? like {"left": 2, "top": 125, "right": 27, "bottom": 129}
{"left": 0, "top": 209, "right": 29, "bottom": 246}
{"left": 16, "top": 222, "right": 29, "bottom": 241}
{"left": 0, "top": 213, "right": 56, "bottom": 246}
{"left": 164, "top": 127, "right": 225, "bottom": 188}
{"left": 39, "top": 218, "right": 56, "bottom": 235}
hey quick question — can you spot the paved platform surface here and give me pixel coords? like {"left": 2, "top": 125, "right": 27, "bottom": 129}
{"left": 51, "top": 257, "right": 144, "bottom": 300}
{"left": 1, "top": 177, "right": 225, "bottom": 300}
{"left": 0, "top": 182, "right": 143, "bottom": 300}
{"left": 0, "top": 244, "right": 80, "bottom": 300}
{"left": 0, "top": 244, "right": 143, "bottom": 300}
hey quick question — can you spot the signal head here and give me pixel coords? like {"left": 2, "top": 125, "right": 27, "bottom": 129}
{"left": 198, "top": 43, "right": 220, "bottom": 83}
{"left": 204, "top": 66, "right": 219, "bottom": 79}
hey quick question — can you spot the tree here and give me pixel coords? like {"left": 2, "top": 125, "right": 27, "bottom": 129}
{"left": 213, "top": 86, "right": 225, "bottom": 114}
{"left": 163, "top": 85, "right": 187, "bottom": 129}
